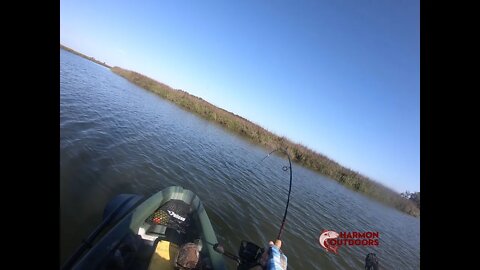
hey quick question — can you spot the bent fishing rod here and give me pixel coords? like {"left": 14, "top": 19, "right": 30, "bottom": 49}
{"left": 260, "top": 148, "right": 293, "bottom": 241}
{"left": 214, "top": 147, "right": 293, "bottom": 267}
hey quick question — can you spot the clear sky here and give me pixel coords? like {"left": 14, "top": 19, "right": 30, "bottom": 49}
{"left": 60, "top": 0, "right": 419, "bottom": 193}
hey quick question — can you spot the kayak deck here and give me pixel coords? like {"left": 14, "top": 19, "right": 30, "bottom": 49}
{"left": 69, "top": 186, "right": 226, "bottom": 270}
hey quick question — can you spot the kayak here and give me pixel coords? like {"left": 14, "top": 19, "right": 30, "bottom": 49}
{"left": 62, "top": 186, "right": 227, "bottom": 270}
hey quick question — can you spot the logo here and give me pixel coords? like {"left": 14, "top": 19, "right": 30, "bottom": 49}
{"left": 319, "top": 230, "right": 380, "bottom": 254}
{"left": 167, "top": 210, "right": 186, "bottom": 221}
{"left": 319, "top": 230, "right": 340, "bottom": 254}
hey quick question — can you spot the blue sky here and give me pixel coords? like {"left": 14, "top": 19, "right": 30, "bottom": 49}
{"left": 60, "top": 0, "right": 419, "bottom": 193}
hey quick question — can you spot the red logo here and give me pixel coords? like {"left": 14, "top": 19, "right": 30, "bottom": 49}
{"left": 319, "top": 230, "right": 379, "bottom": 254}
{"left": 319, "top": 230, "right": 340, "bottom": 254}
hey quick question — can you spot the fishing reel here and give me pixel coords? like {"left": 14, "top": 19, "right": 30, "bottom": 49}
{"left": 237, "top": 241, "right": 265, "bottom": 270}
{"left": 213, "top": 240, "right": 264, "bottom": 270}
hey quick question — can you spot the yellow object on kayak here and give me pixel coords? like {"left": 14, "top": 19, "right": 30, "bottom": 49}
{"left": 148, "top": 240, "right": 179, "bottom": 270}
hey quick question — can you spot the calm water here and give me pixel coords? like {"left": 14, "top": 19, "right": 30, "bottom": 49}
{"left": 60, "top": 49, "right": 420, "bottom": 269}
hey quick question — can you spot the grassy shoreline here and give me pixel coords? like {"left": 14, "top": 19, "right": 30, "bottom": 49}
{"left": 60, "top": 44, "right": 111, "bottom": 68}
{"left": 61, "top": 45, "right": 420, "bottom": 217}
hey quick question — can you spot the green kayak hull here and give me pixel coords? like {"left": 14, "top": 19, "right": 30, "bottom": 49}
{"left": 70, "top": 186, "right": 227, "bottom": 270}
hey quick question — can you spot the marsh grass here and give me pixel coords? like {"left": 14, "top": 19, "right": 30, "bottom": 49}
{"left": 59, "top": 44, "right": 419, "bottom": 217}
{"left": 110, "top": 67, "right": 420, "bottom": 217}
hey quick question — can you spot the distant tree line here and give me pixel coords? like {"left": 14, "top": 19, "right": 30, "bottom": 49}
{"left": 60, "top": 44, "right": 111, "bottom": 69}
{"left": 401, "top": 191, "right": 420, "bottom": 209}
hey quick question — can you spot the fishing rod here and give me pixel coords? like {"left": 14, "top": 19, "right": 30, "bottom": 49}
{"left": 260, "top": 148, "right": 293, "bottom": 241}
{"left": 215, "top": 147, "right": 293, "bottom": 269}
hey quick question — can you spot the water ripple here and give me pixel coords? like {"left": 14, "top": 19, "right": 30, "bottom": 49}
{"left": 60, "top": 49, "right": 420, "bottom": 269}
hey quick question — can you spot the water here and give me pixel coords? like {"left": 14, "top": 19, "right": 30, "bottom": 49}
{"left": 60, "top": 49, "right": 420, "bottom": 269}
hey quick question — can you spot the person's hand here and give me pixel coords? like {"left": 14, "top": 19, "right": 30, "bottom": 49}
{"left": 263, "top": 240, "right": 287, "bottom": 270}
